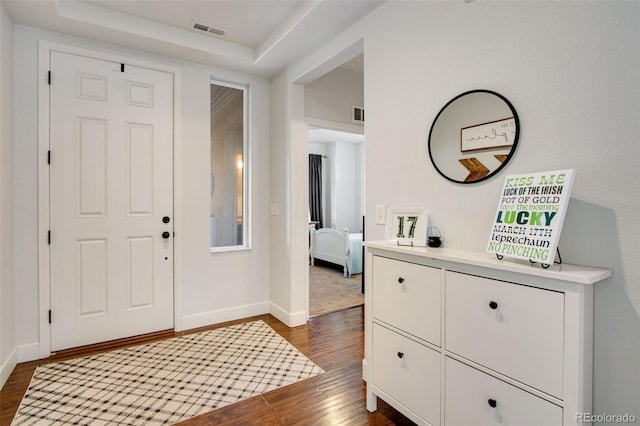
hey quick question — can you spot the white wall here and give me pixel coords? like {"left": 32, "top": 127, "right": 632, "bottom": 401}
{"left": 281, "top": 0, "right": 639, "bottom": 420}
{"left": 332, "top": 142, "right": 362, "bottom": 232}
{"left": 0, "top": 0, "right": 15, "bottom": 388}
{"left": 309, "top": 140, "right": 364, "bottom": 232}
{"left": 305, "top": 67, "right": 364, "bottom": 128}
{"left": 268, "top": 72, "right": 290, "bottom": 321}
{"left": 12, "top": 25, "right": 271, "bottom": 358}
{"left": 269, "top": 75, "right": 309, "bottom": 326}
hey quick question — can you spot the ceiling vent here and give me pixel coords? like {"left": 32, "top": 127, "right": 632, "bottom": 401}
{"left": 190, "top": 20, "right": 227, "bottom": 37}
{"left": 352, "top": 106, "right": 365, "bottom": 123}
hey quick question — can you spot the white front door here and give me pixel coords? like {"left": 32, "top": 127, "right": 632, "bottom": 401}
{"left": 49, "top": 51, "right": 174, "bottom": 351}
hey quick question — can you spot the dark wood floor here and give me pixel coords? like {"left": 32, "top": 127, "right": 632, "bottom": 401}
{"left": 1, "top": 306, "right": 415, "bottom": 425}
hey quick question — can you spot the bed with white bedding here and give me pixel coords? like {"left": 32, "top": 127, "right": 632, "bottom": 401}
{"left": 310, "top": 227, "right": 363, "bottom": 277}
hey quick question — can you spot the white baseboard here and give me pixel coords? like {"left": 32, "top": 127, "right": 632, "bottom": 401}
{"left": 0, "top": 341, "right": 42, "bottom": 389}
{"left": 178, "top": 301, "right": 270, "bottom": 332}
{"left": 0, "top": 347, "right": 17, "bottom": 390}
{"left": 269, "top": 302, "right": 307, "bottom": 327}
{"left": 17, "top": 342, "right": 41, "bottom": 363}
{"left": 6, "top": 304, "right": 305, "bottom": 379}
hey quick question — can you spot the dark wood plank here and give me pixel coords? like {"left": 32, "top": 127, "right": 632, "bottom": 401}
{"left": 0, "top": 306, "right": 415, "bottom": 425}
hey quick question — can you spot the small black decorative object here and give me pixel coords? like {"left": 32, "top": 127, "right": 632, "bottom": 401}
{"left": 427, "top": 227, "right": 442, "bottom": 247}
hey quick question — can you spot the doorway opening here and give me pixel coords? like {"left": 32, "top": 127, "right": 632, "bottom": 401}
{"left": 307, "top": 126, "right": 364, "bottom": 316}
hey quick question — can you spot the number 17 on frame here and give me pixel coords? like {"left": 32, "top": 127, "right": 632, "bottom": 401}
{"left": 384, "top": 207, "right": 429, "bottom": 247}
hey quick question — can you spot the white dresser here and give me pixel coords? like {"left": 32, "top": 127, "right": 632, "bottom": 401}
{"left": 363, "top": 241, "right": 612, "bottom": 426}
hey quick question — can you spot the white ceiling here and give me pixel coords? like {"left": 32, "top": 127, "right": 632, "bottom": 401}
{"left": 4, "top": 0, "right": 379, "bottom": 77}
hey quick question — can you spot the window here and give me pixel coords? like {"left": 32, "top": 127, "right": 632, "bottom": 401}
{"left": 210, "top": 81, "right": 248, "bottom": 250}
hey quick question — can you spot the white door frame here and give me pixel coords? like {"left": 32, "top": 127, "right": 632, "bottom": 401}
{"left": 37, "top": 41, "right": 183, "bottom": 358}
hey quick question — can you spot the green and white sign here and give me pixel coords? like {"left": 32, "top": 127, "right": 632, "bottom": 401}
{"left": 486, "top": 169, "right": 575, "bottom": 265}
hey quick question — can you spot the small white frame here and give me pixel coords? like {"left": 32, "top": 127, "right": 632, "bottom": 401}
{"left": 385, "top": 207, "right": 429, "bottom": 247}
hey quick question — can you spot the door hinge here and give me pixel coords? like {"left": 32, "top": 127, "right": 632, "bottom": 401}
{"left": 47, "top": 150, "right": 51, "bottom": 165}
{"left": 47, "top": 230, "right": 51, "bottom": 245}
{"left": 48, "top": 70, "right": 51, "bottom": 85}
{"left": 48, "top": 310, "right": 52, "bottom": 324}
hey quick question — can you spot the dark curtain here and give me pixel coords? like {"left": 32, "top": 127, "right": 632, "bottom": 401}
{"left": 309, "top": 154, "right": 323, "bottom": 229}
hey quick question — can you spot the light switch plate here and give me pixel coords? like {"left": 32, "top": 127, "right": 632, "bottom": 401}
{"left": 375, "top": 204, "right": 386, "bottom": 224}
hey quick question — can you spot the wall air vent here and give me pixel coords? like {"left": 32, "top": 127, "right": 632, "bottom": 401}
{"left": 190, "top": 20, "right": 227, "bottom": 37}
{"left": 352, "top": 106, "right": 365, "bottom": 123}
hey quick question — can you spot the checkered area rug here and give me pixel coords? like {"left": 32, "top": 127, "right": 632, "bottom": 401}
{"left": 12, "top": 320, "right": 324, "bottom": 425}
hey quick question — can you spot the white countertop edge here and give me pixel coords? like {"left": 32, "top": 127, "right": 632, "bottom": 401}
{"left": 363, "top": 241, "right": 612, "bottom": 285}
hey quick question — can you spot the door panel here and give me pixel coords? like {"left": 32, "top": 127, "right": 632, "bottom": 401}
{"left": 77, "top": 238, "right": 107, "bottom": 317}
{"left": 49, "top": 51, "right": 174, "bottom": 351}
{"left": 127, "top": 124, "right": 153, "bottom": 215}
{"left": 77, "top": 118, "right": 107, "bottom": 216}
{"left": 127, "top": 236, "right": 154, "bottom": 309}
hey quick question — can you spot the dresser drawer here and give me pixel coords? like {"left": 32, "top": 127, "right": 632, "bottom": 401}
{"left": 372, "top": 256, "right": 441, "bottom": 345}
{"left": 445, "top": 357, "right": 562, "bottom": 425}
{"left": 372, "top": 323, "right": 441, "bottom": 425}
{"left": 445, "top": 271, "right": 564, "bottom": 397}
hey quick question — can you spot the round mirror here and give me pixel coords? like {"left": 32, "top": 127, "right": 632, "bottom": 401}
{"left": 428, "top": 90, "right": 519, "bottom": 184}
